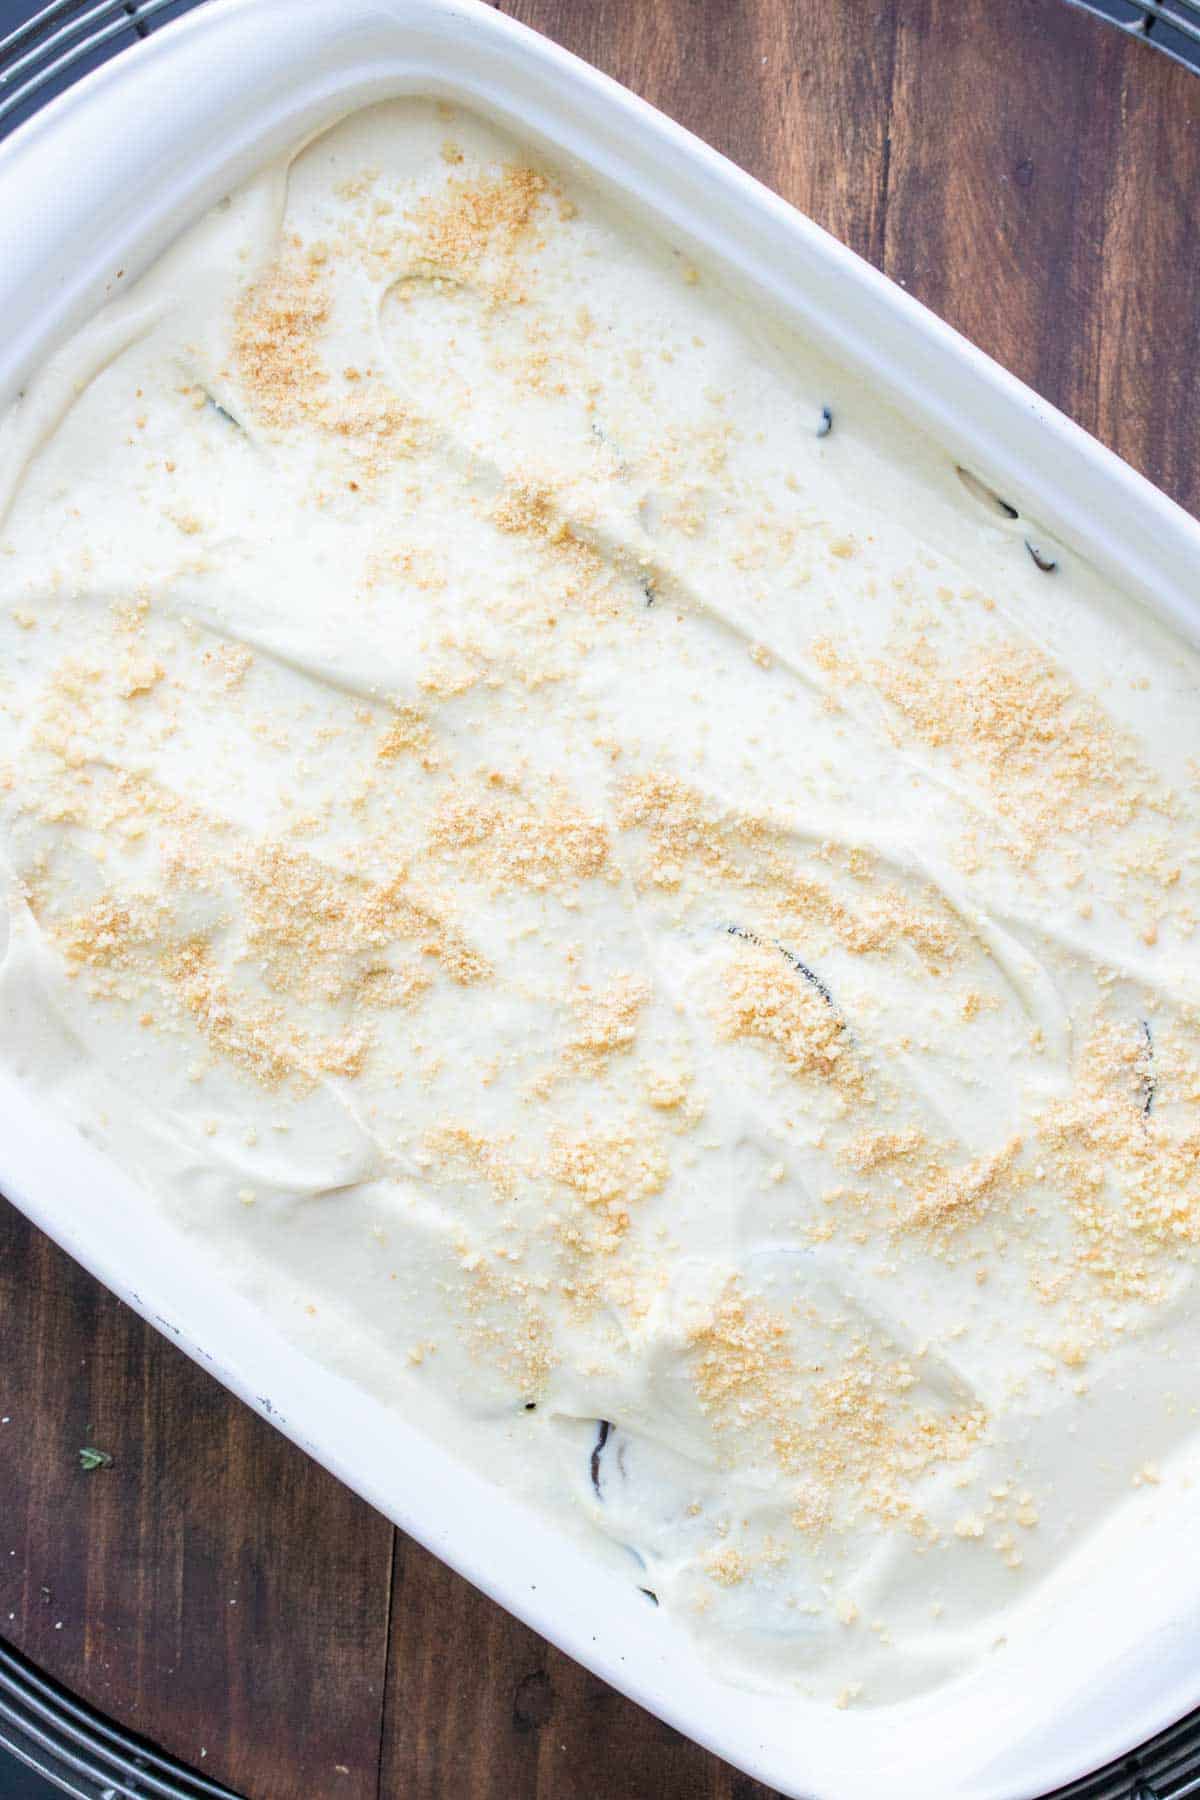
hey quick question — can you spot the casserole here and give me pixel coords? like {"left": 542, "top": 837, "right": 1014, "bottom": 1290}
{"left": 2, "top": 4, "right": 1200, "bottom": 1795}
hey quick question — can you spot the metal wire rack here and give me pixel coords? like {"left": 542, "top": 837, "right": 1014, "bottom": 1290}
{"left": 0, "top": 1, "right": 1199, "bottom": 1797}
{"left": 0, "top": 0, "right": 203, "bottom": 134}
{"left": 0, "top": 1638, "right": 237, "bottom": 1799}
{"left": 3, "top": 1628, "right": 1200, "bottom": 1800}
{"left": 1063, "top": 0, "right": 1200, "bottom": 70}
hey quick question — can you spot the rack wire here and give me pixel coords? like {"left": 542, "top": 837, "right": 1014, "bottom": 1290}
{"left": 1064, "top": 0, "right": 1200, "bottom": 68}
{"left": 0, "top": 1639, "right": 237, "bottom": 1799}
{"left": 0, "top": 0, "right": 202, "bottom": 133}
{"left": 0, "top": 0, "right": 1199, "bottom": 1796}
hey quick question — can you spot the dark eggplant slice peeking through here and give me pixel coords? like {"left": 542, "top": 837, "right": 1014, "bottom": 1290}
{"left": 1025, "top": 539, "right": 1058, "bottom": 573}
{"left": 1142, "top": 1019, "right": 1156, "bottom": 1118}
{"left": 590, "top": 1419, "right": 613, "bottom": 1495}
{"left": 204, "top": 392, "right": 243, "bottom": 431}
{"left": 725, "top": 922, "right": 834, "bottom": 1008}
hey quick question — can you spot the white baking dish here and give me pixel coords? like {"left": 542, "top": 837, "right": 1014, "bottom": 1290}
{"left": 3, "top": 4, "right": 1200, "bottom": 1795}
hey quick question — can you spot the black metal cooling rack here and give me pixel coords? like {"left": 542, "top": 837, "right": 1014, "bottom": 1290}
{"left": 1, "top": 2, "right": 1199, "bottom": 1796}
{"left": 0, "top": 1638, "right": 237, "bottom": 1799}
{"left": 1064, "top": 0, "right": 1200, "bottom": 69}
{"left": 0, "top": 0, "right": 205, "bottom": 135}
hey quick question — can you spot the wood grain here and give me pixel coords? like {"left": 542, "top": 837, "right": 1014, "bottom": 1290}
{"left": 380, "top": 1536, "right": 762, "bottom": 1800}
{"left": 3, "top": 3, "right": 1199, "bottom": 1797}
{"left": 0, "top": 1206, "right": 394, "bottom": 1800}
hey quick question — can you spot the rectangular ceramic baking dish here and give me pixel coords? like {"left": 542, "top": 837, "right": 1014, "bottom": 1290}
{"left": 3, "top": 4, "right": 1200, "bottom": 1796}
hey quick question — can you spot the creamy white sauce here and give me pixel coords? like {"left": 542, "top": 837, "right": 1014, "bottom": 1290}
{"left": 3, "top": 99, "right": 1200, "bottom": 1708}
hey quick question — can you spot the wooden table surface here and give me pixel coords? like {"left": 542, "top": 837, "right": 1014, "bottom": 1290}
{"left": 3, "top": 3, "right": 1199, "bottom": 1796}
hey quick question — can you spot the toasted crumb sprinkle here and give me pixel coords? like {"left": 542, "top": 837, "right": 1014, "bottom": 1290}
{"left": 410, "top": 165, "right": 548, "bottom": 280}
{"left": 423, "top": 1122, "right": 517, "bottom": 1201}
{"left": 714, "top": 940, "right": 853, "bottom": 1087}
{"left": 376, "top": 704, "right": 433, "bottom": 763}
{"left": 565, "top": 975, "right": 649, "bottom": 1071}
{"left": 233, "top": 258, "right": 331, "bottom": 431}
{"left": 427, "top": 779, "right": 611, "bottom": 893}
{"left": 875, "top": 635, "right": 1159, "bottom": 847}
{"left": 165, "top": 938, "right": 367, "bottom": 1088}
{"left": 546, "top": 1123, "right": 667, "bottom": 1216}
{"left": 1040, "top": 1016, "right": 1200, "bottom": 1293}
{"left": 903, "top": 1136, "right": 1024, "bottom": 1230}
{"left": 704, "top": 1546, "right": 749, "bottom": 1587}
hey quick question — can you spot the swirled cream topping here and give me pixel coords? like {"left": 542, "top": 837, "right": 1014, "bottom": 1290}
{"left": 3, "top": 99, "right": 1200, "bottom": 1708}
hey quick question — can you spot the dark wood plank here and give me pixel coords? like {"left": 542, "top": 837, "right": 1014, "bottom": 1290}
{"left": 383, "top": 1537, "right": 548, "bottom": 1800}
{"left": 1091, "top": 32, "right": 1200, "bottom": 516}
{"left": 381, "top": 1536, "right": 764, "bottom": 1800}
{"left": 5, "top": 4, "right": 1200, "bottom": 1800}
{"left": 0, "top": 1203, "right": 394, "bottom": 1800}
{"left": 882, "top": 0, "right": 1200, "bottom": 519}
